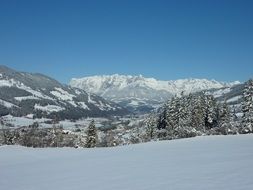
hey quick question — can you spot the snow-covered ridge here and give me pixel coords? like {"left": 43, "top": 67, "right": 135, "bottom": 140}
{"left": 70, "top": 74, "right": 239, "bottom": 95}
{"left": 34, "top": 104, "right": 65, "bottom": 113}
{"left": 0, "top": 66, "right": 129, "bottom": 119}
{"left": 70, "top": 74, "right": 240, "bottom": 113}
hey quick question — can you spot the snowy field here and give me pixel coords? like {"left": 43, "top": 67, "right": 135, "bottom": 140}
{"left": 0, "top": 135, "right": 253, "bottom": 190}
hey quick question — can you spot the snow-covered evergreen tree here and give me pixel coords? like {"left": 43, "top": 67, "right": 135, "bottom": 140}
{"left": 178, "top": 95, "right": 189, "bottom": 128}
{"left": 145, "top": 114, "right": 157, "bottom": 140}
{"left": 205, "top": 95, "right": 218, "bottom": 129}
{"left": 190, "top": 94, "right": 206, "bottom": 131}
{"left": 152, "top": 90, "right": 245, "bottom": 140}
{"left": 242, "top": 79, "right": 253, "bottom": 133}
{"left": 215, "top": 100, "right": 231, "bottom": 135}
{"left": 231, "top": 105, "right": 238, "bottom": 122}
{"left": 85, "top": 120, "right": 98, "bottom": 148}
{"left": 166, "top": 97, "right": 177, "bottom": 131}
{"left": 157, "top": 106, "right": 167, "bottom": 130}
{"left": 219, "top": 100, "right": 230, "bottom": 127}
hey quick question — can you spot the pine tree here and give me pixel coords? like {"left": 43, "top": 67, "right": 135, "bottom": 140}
{"left": 157, "top": 107, "right": 167, "bottom": 130}
{"left": 242, "top": 79, "right": 253, "bottom": 132}
{"left": 205, "top": 95, "right": 218, "bottom": 129}
{"left": 178, "top": 95, "right": 188, "bottom": 128}
{"left": 219, "top": 100, "right": 230, "bottom": 127}
{"left": 190, "top": 94, "right": 205, "bottom": 131}
{"left": 145, "top": 114, "right": 157, "bottom": 140}
{"left": 85, "top": 120, "right": 98, "bottom": 148}
{"left": 166, "top": 97, "right": 177, "bottom": 131}
{"left": 231, "top": 105, "right": 238, "bottom": 121}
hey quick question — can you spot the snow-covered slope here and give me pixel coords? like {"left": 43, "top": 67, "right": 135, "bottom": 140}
{"left": 0, "top": 66, "right": 128, "bottom": 119}
{"left": 0, "top": 135, "right": 252, "bottom": 190}
{"left": 206, "top": 82, "right": 246, "bottom": 115}
{"left": 70, "top": 74, "right": 240, "bottom": 113}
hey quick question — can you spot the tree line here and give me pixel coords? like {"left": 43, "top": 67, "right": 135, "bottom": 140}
{"left": 144, "top": 79, "right": 253, "bottom": 141}
{"left": 0, "top": 79, "right": 252, "bottom": 148}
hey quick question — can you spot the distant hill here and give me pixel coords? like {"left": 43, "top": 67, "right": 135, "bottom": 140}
{"left": 206, "top": 82, "right": 246, "bottom": 115}
{"left": 0, "top": 66, "right": 129, "bottom": 120}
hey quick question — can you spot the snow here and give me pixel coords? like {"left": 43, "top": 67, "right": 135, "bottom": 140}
{"left": 213, "top": 88, "right": 231, "bottom": 98}
{"left": 129, "top": 100, "right": 139, "bottom": 106}
{"left": 87, "top": 93, "right": 111, "bottom": 110}
{"left": 51, "top": 89, "right": 77, "bottom": 107}
{"left": 57, "top": 117, "right": 109, "bottom": 129}
{"left": 23, "top": 88, "right": 53, "bottom": 100}
{"left": 87, "top": 93, "right": 96, "bottom": 104}
{"left": 70, "top": 75, "right": 239, "bottom": 96}
{"left": 0, "top": 135, "right": 252, "bottom": 190}
{"left": 95, "top": 101, "right": 112, "bottom": 111}
{"left": 0, "top": 79, "right": 13, "bottom": 87}
{"left": 236, "top": 113, "right": 244, "bottom": 117}
{"left": 104, "top": 103, "right": 116, "bottom": 111}
{"left": 0, "top": 99, "right": 18, "bottom": 108}
{"left": 1, "top": 115, "right": 52, "bottom": 128}
{"left": 50, "top": 88, "right": 77, "bottom": 107}
{"left": 25, "top": 114, "right": 34, "bottom": 119}
{"left": 0, "top": 78, "right": 54, "bottom": 101}
{"left": 0, "top": 78, "right": 20, "bottom": 87}
{"left": 15, "top": 96, "right": 40, "bottom": 101}
{"left": 34, "top": 104, "right": 65, "bottom": 113}
{"left": 16, "top": 83, "right": 54, "bottom": 101}
{"left": 227, "top": 95, "right": 242, "bottom": 103}
{"left": 75, "top": 89, "right": 82, "bottom": 95}
{"left": 70, "top": 75, "right": 239, "bottom": 110}
{"left": 1, "top": 115, "right": 111, "bottom": 129}
{"left": 78, "top": 102, "right": 90, "bottom": 110}
{"left": 51, "top": 87, "right": 76, "bottom": 101}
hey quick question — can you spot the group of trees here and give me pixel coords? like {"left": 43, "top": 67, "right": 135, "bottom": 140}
{"left": 145, "top": 79, "right": 253, "bottom": 141}
{"left": 1, "top": 79, "right": 252, "bottom": 148}
{"left": 242, "top": 79, "right": 253, "bottom": 133}
{"left": 0, "top": 122, "right": 78, "bottom": 147}
{"left": 0, "top": 120, "right": 98, "bottom": 148}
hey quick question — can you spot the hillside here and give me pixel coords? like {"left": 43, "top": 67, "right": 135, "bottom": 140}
{"left": 199, "top": 82, "right": 246, "bottom": 118}
{"left": 0, "top": 135, "right": 252, "bottom": 190}
{"left": 0, "top": 66, "right": 128, "bottom": 120}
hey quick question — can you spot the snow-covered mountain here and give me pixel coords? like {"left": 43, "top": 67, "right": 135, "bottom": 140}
{"left": 0, "top": 66, "right": 129, "bottom": 120}
{"left": 206, "top": 82, "right": 246, "bottom": 116}
{"left": 70, "top": 74, "right": 240, "bottom": 113}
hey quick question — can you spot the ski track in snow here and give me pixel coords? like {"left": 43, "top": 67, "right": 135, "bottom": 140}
{"left": 0, "top": 135, "right": 253, "bottom": 190}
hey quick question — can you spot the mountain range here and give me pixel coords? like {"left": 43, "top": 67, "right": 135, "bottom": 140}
{"left": 0, "top": 65, "right": 245, "bottom": 120}
{"left": 0, "top": 66, "right": 128, "bottom": 120}
{"left": 70, "top": 74, "right": 240, "bottom": 113}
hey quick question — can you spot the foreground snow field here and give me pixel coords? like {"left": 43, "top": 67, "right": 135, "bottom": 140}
{"left": 0, "top": 135, "right": 253, "bottom": 190}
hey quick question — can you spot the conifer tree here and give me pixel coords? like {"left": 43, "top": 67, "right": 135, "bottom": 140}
{"left": 166, "top": 97, "right": 177, "bottom": 131}
{"left": 85, "top": 120, "right": 97, "bottom": 148}
{"left": 242, "top": 79, "right": 253, "bottom": 132}
{"left": 145, "top": 114, "right": 157, "bottom": 140}
{"left": 178, "top": 95, "right": 188, "bottom": 128}
{"left": 205, "top": 95, "right": 218, "bottom": 129}
{"left": 157, "top": 107, "right": 167, "bottom": 130}
{"left": 190, "top": 94, "right": 205, "bottom": 131}
{"left": 219, "top": 100, "right": 230, "bottom": 127}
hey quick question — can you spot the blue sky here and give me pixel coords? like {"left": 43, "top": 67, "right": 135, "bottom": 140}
{"left": 0, "top": 0, "right": 252, "bottom": 84}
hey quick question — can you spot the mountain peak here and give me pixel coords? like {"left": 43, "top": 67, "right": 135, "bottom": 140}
{"left": 70, "top": 74, "right": 239, "bottom": 93}
{"left": 69, "top": 74, "right": 240, "bottom": 113}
